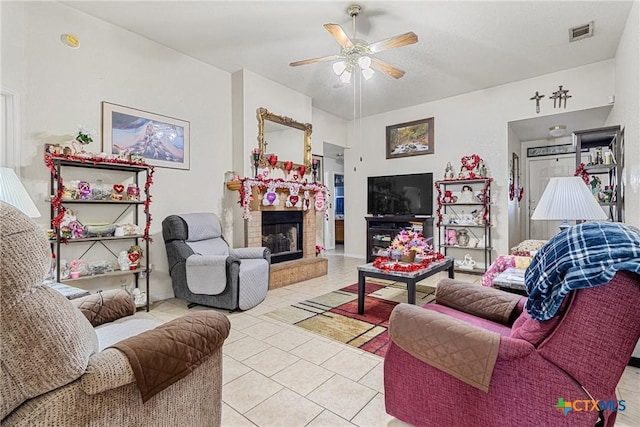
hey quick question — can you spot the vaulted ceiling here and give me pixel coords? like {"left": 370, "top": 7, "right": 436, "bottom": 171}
{"left": 62, "top": 1, "right": 634, "bottom": 120}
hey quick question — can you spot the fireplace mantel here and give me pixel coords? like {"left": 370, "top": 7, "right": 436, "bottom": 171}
{"left": 228, "top": 178, "right": 328, "bottom": 288}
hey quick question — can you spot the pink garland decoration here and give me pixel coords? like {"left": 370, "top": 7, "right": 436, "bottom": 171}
{"left": 44, "top": 154, "right": 155, "bottom": 242}
{"left": 237, "top": 178, "right": 329, "bottom": 219}
{"left": 372, "top": 252, "right": 445, "bottom": 272}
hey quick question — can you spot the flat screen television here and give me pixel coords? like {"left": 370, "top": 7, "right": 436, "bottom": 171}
{"left": 367, "top": 173, "right": 433, "bottom": 216}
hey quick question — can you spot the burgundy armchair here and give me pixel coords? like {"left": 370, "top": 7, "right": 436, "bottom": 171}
{"left": 384, "top": 272, "right": 640, "bottom": 427}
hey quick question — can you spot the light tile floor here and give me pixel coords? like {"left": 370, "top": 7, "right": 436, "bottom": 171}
{"left": 144, "top": 254, "right": 640, "bottom": 427}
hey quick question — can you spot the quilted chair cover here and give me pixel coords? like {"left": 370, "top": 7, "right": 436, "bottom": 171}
{"left": 0, "top": 202, "right": 230, "bottom": 426}
{"left": 384, "top": 271, "right": 640, "bottom": 427}
{"left": 162, "top": 213, "right": 271, "bottom": 310}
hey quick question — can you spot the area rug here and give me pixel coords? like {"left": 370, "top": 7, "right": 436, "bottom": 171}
{"left": 265, "top": 279, "right": 436, "bottom": 357}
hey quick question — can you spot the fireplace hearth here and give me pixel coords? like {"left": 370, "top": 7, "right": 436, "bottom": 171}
{"left": 262, "top": 211, "right": 303, "bottom": 264}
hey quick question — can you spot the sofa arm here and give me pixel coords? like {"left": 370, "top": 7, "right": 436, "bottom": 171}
{"left": 389, "top": 303, "right": 501, "bottom": 392}
{"left": 436, "top": 278, "right": 524, "bottom": 325}
{"left": 110, "top": 311, "right": 230, "bottom": 402}
{"left": 185, "top": 255, "right": 233, "bottom": 295}
{"left": 80, "top": 348, "right": 136, "bottom": 395}
{"left": 230, "top": 247, "right": 271, "bottom": 262}
{"left": 72, "top": 289, "right": 136, "bottom": 327}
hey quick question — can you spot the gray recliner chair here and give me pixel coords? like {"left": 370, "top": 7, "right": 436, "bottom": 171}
{"left": 162, "top": 212, "right": 270, "bottom": 310}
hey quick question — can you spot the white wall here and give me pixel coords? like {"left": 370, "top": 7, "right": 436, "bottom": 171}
{"left": 607, "top": 1, "right": 639, "bottom": 229}
{"left": 344, "top": 60, "right": 617, "bottom": 258}
{"left": 2, "top": 2, "right": 232, "bottom": 300}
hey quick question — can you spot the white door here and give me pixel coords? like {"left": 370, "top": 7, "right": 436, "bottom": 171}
{"left": 527, "top": 154, "right": 578, "bottom": 240}
{"left": 323, "top": 170, "right": 336, "bottom": 250}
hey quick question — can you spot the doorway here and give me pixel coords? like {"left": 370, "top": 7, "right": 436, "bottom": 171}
{"left": 322, "top": 142, "right": 345, "bottom": 253}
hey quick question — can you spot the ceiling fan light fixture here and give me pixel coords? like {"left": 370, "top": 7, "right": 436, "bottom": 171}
{"left": 332, "top": 60, "right": 347, "bottom": 76}
{"left": 361, "top": 67, "right": 375, "bottom": 80}
{"left": 340, "top": 69, "right": 353, "bottom": 83}
{"left": 357, "top": 55, "right": 371, "bottom": 69}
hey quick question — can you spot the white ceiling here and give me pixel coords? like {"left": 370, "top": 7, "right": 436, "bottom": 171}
{"left": 61, "top": 1, "right": 633, "bottom": 121}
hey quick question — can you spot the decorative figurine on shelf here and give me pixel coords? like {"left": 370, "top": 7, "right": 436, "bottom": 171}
{"left": 445, "top": 229, "right": 457, "bottom": 245}
{"left": 77, "top": 181, "right": 91, "bottom": 200}
{"left": 477, "top": 160, "right": 487, "bottom": 178}
{"left": 252, "top": 148, "right": 261, "bottom": 179}
{"left": 458, "top": 185, "right": 477, "bottom": 203}
{"left": 590, "top": 176, "right": 602, "bottom": 196}
{"left": 126, "top": 184, "right": 140, "bottom": 201}
{"left": 443, "top": 190, "right": 457, "bottom": 204}
{"left": 118, "top": 250, "right": 131, "bottom": 271}
{"left": 127, "top": 245, "right": 143, "bottom": 270}
{"left": 111, "top": 184, "right": 125, "bottom": 201}
{"left": 456, "top": 229, "right": 470, "bottom": 247}
{"left": 67, "top": 220, "right": 84, "bottom": 239}
{"left": 69, "top": 259, "right": 83, "bottom": 279}
{"left": 312, "top": 158, "right": 319, "bottom": 183}
{"left": 132, "top": 288, "right": 147, "bottom": 307}
{"left": 298, "top": 165, "right": 306, "bottom": 178}
{"left": 455, "top": 254, "right": 477, "bottom": 270}
{"left": 444, "top": 162, "right": 456, "bottom": 180}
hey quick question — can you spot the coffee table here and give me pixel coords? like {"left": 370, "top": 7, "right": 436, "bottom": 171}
{"left": 357, "top": 257, "right": 454, "bottom": 314}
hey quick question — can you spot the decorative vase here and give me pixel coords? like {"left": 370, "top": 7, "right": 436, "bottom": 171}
{"left": 456, "top": 230, "right": 470, "bottom": 247}
{"left": 400, "top": 251, "right": 416, "bottom": 263}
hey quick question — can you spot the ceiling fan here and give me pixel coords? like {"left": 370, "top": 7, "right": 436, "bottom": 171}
{"left": 289, "top": 4, "right": 418, "bottom": 83}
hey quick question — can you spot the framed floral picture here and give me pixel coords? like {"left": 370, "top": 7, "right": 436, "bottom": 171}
{"left": 386, "top": 117, "right": 434, "bottom": 159}
{"left": 102, "top": 102, "right": 190, "bottom": 170}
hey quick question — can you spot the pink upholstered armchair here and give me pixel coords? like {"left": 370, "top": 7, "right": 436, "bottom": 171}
{"left": 384, "top": 271, "right": 640, "bottom": 427}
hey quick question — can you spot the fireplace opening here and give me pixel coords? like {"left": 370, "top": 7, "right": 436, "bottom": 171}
{"left": 262, "top": 211, "right": 303, "bottom": 264}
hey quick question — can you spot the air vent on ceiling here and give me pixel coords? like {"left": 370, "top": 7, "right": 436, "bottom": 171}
{"left": 569, "top": 21, "right": 595, "bottom": 42}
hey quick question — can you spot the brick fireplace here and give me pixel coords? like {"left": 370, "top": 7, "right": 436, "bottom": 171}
{"left": 244, "top": 187, "right": 328, "bottom": 289}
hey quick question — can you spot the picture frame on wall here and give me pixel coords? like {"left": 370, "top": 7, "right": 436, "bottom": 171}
{"left": 312, "top": 154, "right": 324, "bottom": 184}
{"left": 102, "top": 102, "right": 190, "bottom": 170}
{"left": 386, "top": 117, "right": 434, "bottom": 159}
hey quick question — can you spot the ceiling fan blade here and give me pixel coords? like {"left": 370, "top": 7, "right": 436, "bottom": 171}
{"left": 289, "top": 54, "right": 341, "bottom": 67}
{"left": 370, "top": 57, "right": 406, "bottom": 79}
{"left": 368, "top": 32, "right": 418, "bottom": 54}
{"left": 323, "top": 23, "right": 354, "bottom": 49}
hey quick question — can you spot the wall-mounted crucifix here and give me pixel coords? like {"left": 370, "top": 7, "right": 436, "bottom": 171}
{"left": 550, "top": 85, "right": 572, "bottom": 108}
{"left": 529, "top": 91, "right": 545, "bottom": 114}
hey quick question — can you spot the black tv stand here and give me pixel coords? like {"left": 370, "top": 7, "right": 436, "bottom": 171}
{"left": 365, "top": 215, "right": 434, "bottom": 262}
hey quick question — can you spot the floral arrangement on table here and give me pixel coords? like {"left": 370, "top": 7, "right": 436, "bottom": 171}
{"left": 389, "top": 229, "right": 433, "bottom": 256}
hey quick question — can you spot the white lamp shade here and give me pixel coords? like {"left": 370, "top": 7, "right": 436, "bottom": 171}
{"left": 340, "top": 69, "right": 352, "bottom": 83}
{"left": 531, "top": 176, "right": 607, "bottom": 221}
{"left": 332, "top": 61, "right": 346, "bottom": 75}
{"left": 361, "top": 67, "right": 375, "bottom": 80}
{"left": 0, "top": 167, "right": 41, "bottom": 217}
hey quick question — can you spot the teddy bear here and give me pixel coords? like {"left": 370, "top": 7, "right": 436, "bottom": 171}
{"left": 445, "top": 229, "right": 458, "bottom": 245}
{"left": 443, "top": 190, "right": 457, "bottom": 204}
{"left": 262, "top": 183, "right": 279, "bottom": 206}
{"left": 285, "top": 187, "right": 302, "bottom": 208}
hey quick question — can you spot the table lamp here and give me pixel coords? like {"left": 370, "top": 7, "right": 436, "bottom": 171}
{"left": 0, "top": 167, "right": 41, "bottom": 217}
{"left": 531, "top": 176, "right": 606, "bottom": 229}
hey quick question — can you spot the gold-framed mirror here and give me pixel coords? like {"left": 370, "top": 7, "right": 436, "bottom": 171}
{"left": 257, "top": 107, "right": 312, "bottom": 172}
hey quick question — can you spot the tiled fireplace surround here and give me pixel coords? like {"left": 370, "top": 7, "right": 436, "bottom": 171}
{"left": 244, "top": 188, "right": 328, "bottom": 289}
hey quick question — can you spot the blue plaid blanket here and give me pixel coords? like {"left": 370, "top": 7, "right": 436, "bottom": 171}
{"left": 525, "top": 222, "right": 640, "bottom": 321}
